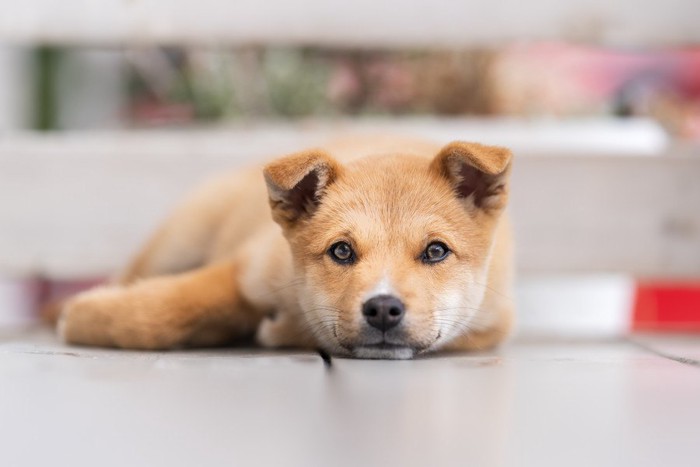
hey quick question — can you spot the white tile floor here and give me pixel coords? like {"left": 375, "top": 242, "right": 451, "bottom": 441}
{"left": 1, "top": 328, "right": 699, "bottom": 467}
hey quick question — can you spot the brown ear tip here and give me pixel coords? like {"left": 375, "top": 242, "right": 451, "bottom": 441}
{"left": 261, "top": 162, "right": 289, "bottom": 191}
{"left": 262, "top": 160, "right": 285, "bottom": 177}
{"left": 440, "top": 141, "right": 513, "bottom": 175}
{"left": 263, "top": 149, "right": 334, "bottom": 186}
{"left": 447, "top": 140, "right": 513, "bottom": 156}
{"left": 492, "top": 146, "right": 514, "bottom": 168}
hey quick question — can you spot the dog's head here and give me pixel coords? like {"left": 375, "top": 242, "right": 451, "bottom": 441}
{"left": 263, "top": 141, "right": 512, "bottom": 359}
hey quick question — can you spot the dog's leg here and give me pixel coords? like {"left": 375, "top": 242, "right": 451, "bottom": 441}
{"left": 117, "top": 198, "right": 228, "bottom": 284}
{"left": 117, "top": 223, "right": 209, "bottom": 285}
{"left": 59, "top": 262, "right": 261, "bottom": 349}
{"left": 118, "top": 170, "right": 268, "bottom": 284}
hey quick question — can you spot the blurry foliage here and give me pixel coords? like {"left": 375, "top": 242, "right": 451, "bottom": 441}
{"left": 124, "top": 47, "right": 499, "bottom": 124}
{"left": 263, "top": 49, "right": 331, "bottom": 117}
{"left": 29, "top": 44, "right": 700, "bottom": 138}
{"left": 32, "top": 46, "right": 61, "bottom": 130}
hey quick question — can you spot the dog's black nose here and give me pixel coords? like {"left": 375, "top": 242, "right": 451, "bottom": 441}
{"left": 362, "top": 295, "right": 405, "bottom": 331}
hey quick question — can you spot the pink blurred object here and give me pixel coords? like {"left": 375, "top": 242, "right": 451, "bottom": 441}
{"left": 0, "top": 279, "right": 38, "bottom": 327}
{"left": 494, "top": 42, "right": 700, "bottom": 138}
{"left": 0, "top": 277, "right": 104, "bottom": 327}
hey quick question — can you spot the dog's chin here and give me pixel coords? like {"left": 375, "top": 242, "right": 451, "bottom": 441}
{"left": 351, "top": 345, "right": 415, "bottom": 360}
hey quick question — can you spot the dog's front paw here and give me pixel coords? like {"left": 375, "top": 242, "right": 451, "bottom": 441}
{"left": 58, "top": 285, "right": 186, "bottom": 350}
{"left": 256, "top": 311, "right": 315, "bottom": 349}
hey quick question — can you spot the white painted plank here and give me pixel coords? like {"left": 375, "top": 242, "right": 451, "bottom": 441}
{"left": 0, "top": 118, "right": 698, "bottom": 278}
{"left": 516, "top": 275, "right": 635, "bottom": 336}
{"left": 510, "top": 152, "right": 700, "bottom": 277}
{"left": 1, "top": 0, "right": 699, "bottom": 47}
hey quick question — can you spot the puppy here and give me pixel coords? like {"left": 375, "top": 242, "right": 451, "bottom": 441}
{"left": 57, "top": 136, "right": 514, "bottom": 359}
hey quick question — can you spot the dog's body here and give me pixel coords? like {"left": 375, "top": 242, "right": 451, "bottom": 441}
{"left": 58, "top": 136, "right": 514, "bottom": 359}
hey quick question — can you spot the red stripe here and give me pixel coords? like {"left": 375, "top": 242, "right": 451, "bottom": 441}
{"left": 632, "top": 282, "right": 700, "bottom": 332}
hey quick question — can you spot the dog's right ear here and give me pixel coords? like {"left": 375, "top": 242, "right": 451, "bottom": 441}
{"left": 263, "top": 149, "right": 342, "bottom": 228}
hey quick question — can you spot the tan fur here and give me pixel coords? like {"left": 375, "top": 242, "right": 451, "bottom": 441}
{"left": 58, "top": 136, "right": 515, "bottom": 359}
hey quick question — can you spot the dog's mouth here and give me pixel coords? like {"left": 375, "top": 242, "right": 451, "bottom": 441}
{"left": 359, "top": 342, "right": 406, "bottom": 350}
{"left": 351, "top": 343, "right": 415, "bottom": 360}
{"left": 333, "top": 326, "right": 440, "bottom": 359}
{"left": 335, "top": 337, "right": 414, "bottom": 359}
{"left": 345, "top": 338, "right": 438, "bottom": 360}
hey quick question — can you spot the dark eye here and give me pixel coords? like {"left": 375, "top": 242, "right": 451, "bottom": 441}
{"left": 328, "top": 241, "right": 355, "bottom": 264}
{"left": 422, "top": 241, "right": 450, "bottom": 263}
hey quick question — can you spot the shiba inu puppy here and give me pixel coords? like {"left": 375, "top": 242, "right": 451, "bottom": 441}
{"left": 57, "top": 136, "right": 514, "bottom": 359}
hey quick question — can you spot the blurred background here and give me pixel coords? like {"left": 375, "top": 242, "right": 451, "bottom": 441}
{"left": 1, "top": 0, "right": 699, "bottom": 336}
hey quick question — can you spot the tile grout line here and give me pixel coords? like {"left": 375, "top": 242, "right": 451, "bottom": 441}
{"left": 626, "top": 337, "right": 700, "bottom": 368}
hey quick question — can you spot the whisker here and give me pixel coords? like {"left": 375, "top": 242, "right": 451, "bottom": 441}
{"left": 247, "top": 278, "right": 306, "bottom": 301}
{"left": 471, "top": 280, "right": 514, "bottom": 301}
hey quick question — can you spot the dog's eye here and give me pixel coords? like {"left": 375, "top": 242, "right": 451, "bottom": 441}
{"left": 422, "top": 242, "right": 450, "bottom": 263}
{"left": 329, "top": 241, "right": 355, "bottom": 264}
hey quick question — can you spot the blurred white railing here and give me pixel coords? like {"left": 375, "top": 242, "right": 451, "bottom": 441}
{"left": 1, "top": 118, "right": 698, "bottom": 279}
{"left": 1, "top": 0, "right": 699, "bottom": 47}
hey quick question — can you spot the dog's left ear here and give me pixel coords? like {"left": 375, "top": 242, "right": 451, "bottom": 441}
{"left": 263, "top": 149, "right": 342, "bottom": 228}
{"left": 430, "top": 141, "right": 513, "bottom": 213}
